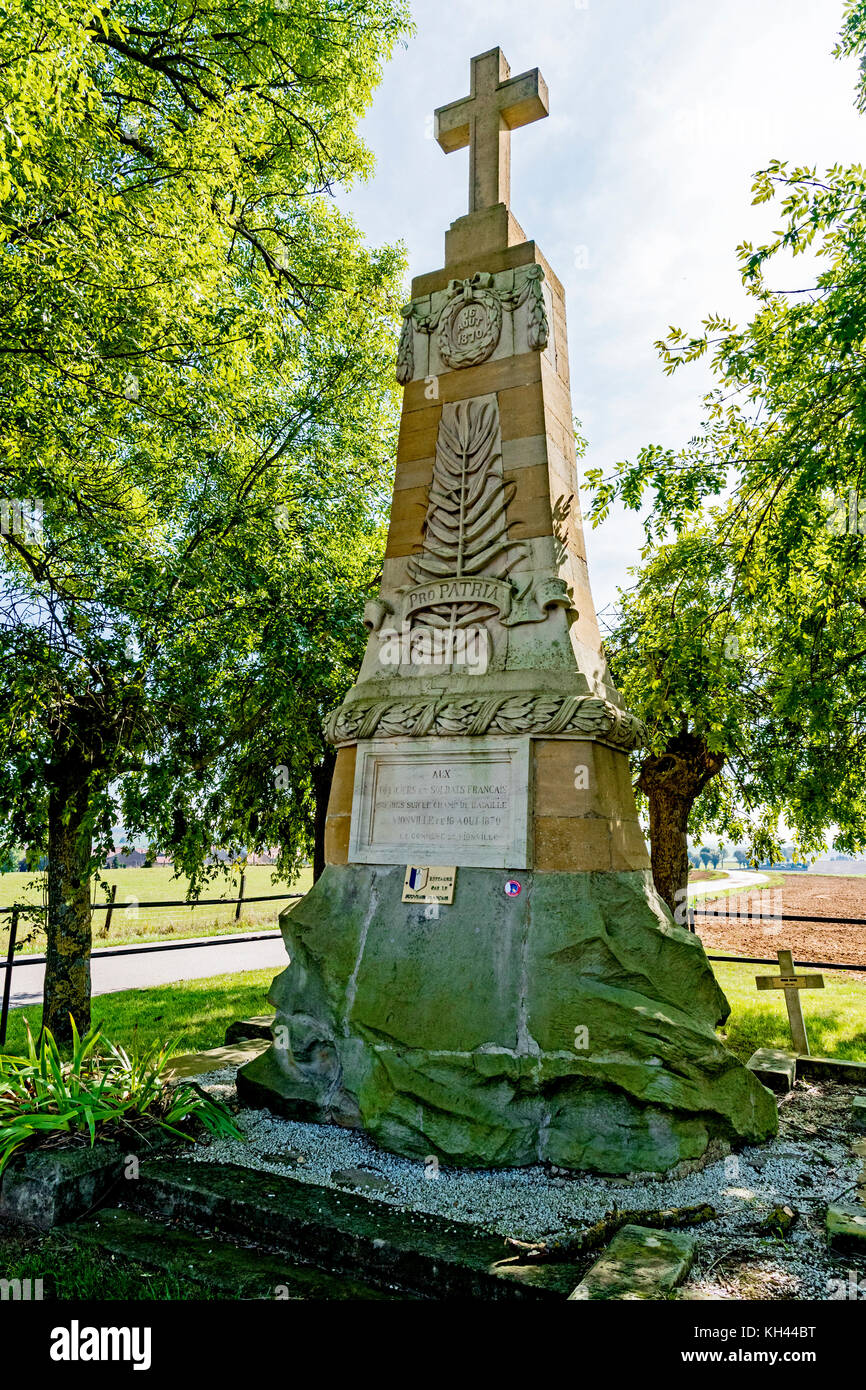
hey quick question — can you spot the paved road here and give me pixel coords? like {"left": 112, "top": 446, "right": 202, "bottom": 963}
{"left": 4, "top": 870, "right": 771, "bottom": 1013}
{"left": 686, "top": 870, "right": 770, "bottom": 897}
{"left": 5, "top": 932, "right": 288, "bottom": 1011}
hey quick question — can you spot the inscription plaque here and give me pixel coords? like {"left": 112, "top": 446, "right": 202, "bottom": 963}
{"left": 349, "top": 735, "right": 531, "bottom": 869}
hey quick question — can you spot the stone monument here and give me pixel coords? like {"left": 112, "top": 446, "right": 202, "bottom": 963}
{"left": 238, "top": 47, "right": 777, "bottom": 1172}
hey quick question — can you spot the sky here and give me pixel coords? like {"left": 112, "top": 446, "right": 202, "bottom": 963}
{"left": 340, "top": 0, "right": 865, "bottom": 624}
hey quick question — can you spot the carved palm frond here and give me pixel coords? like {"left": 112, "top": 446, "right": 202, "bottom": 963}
{"left": 408, "top": 399, "right": 525, "bottom": 585}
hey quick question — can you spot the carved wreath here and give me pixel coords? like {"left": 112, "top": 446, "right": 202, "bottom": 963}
{"left": 326, "top": 693, "right": 644, "bottom": 750}
{"left": 437, "top": 280, "right": 502, "bottom": 370}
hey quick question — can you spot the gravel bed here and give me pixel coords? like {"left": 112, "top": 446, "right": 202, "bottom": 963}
{"left": 178, "top": 1068, "right": 865, "bottom": 1299}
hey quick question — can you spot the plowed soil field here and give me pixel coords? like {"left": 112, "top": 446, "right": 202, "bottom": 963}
{"left": 694, "top": 873, "right": 866, "bottom": 970}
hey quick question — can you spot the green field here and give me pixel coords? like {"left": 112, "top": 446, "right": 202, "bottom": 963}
{"left": 0, "top": 864, "right": 314, "bottom": 954}
{"left": 0, "top": 966, "right": 276, "bottom": 1056}
{"left": 1, "top": 959, "right": 864, "bottom": 1067}
{"left": 716, "top": 962, "right": 866, "bottom": 1063}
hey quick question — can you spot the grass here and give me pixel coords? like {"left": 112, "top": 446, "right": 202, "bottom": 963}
{"left": 0, "top": 1225, "right": 217, "bottom": 1299}
{"left": 0, "top": 864, "right": 313, "bottom": 955}
{"left": 0, "top": 967, "right": 276, "bottom": 1058}
{"left": 0, "top": 971, "right": 273, "bottom": 1299}
{"left": 3, "top": 954, "right": 864, "bottom": 1068}
{"left": 715, "top": 961, "right": 866, "bottom": 1063}
{"left": 0, "top": 958, "right": 862, "bottom": 1303}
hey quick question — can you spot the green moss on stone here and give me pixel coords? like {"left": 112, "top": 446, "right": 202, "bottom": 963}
{"left": 237, "top": 864, "right": 777, "bottom": 1174}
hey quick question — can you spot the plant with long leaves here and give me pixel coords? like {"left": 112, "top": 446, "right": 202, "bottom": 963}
{"left": 0, "top": 1019, "right": 242, "bottom": 1174}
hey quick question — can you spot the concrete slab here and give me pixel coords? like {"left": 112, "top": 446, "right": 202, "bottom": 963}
{"left": 165, "top": 1038, "right": 268, "bottom": 1079}
{"left": 71, "top": 1208, "right": 394, "bottom": 1300}
{"left": 0, "top": 1145, "right": 124, "bottom": 1230}
{"left": 224, "top": 1015, "right": 275, "bottom": 1044}
{"left": 747, "top": 1047, "right": 797, "bottom": 1093}
{"left": 797, "top": 1056, "right": 866, "bottom": 1083}
{"left": 826, "top": 1201, "right": 866, "bottom": 1251}
{"left": 131, "top": 1158, "right": 585, "bottom": 1300}
{"left": 567, "top": 1223, "right": 694, "bottom": 1301}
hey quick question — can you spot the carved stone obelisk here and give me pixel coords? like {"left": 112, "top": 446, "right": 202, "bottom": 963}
{"left": 239, "top": 48, "right": 777, "bottom": 1172}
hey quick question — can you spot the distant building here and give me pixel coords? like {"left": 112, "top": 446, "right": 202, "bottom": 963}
{"left": 204, "top": 847, "right": 279, "bottom": 867}
{"left": 105, "top": 847, "right": 147, "bottom": 868}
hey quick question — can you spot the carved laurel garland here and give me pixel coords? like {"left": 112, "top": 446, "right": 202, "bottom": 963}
{"left": 524, "top": 265, "right": 549, "bottom": 351}
{"left": 326, "top": 693, "right": 643, "bottom": 749}
{"left": 396, "top": 309, "right": 415, "bottom": 384}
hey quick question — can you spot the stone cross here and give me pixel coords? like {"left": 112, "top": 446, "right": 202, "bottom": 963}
{"left": 755, "top": 949, "right": 825, "bottom": 1055}
{"left": 435, "top": 47, "right": 549, "bottom": 214}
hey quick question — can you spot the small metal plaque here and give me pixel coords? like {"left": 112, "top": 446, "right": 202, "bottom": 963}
{"left": 402, "top": 865, "right": 457, "bottom": 904}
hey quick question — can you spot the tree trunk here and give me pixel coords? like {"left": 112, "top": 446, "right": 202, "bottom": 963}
{"left": 312, "top": 745, "right": 336, "bottom": 883}
{"left": 44, "top": 780, "right": 93, "bottom": 1041}
{"left": 637, "top": 734, "right": 725, "bottom": 919}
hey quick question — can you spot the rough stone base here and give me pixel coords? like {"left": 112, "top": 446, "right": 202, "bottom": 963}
{"left": 237, "top": 865, "right": 777, "bottom": 1174}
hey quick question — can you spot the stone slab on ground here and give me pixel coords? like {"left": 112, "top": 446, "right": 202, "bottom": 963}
{"left": 826, "top": 1201, "right": 866, "bottom": 1251}
{"left": 165, "top": 1038, "right": 268, "bottom": 1079}
{"left": 567, "top": 1223, "right": 694, "bottom": 1300}
{"left": 69, "top": 1207, "right": 395, "bottom": 1300}
{"left": 331, "top": 1166, "right": 395, "bottom": 1195}
{"left": 797, "top": 1055, "right": 866, "bottom": 1083}
{"left": 853, "top": 1096, "right": 866, "bottom": 1133}
{"left": 224, "top": 1015, "right": 275, "bottom": 1045}
{"left": 130, "top": 1158, "right": 585, "bottom": 1300}
{"left": 747, "top": 1048, "right": 797, "bottom": 1093}
{"left": 0, "top": 1144, "right": 124, "bottom": 1230}
{"left": 674, "top": 1287, "right": 732, "bottom": 1300}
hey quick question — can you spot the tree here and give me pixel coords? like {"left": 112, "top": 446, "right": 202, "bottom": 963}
{"left": 0, "top": 0, "right": 412, "bottom": 1038}
{"left": 587, "top": 7, "right": 866, "bottom": 911}
{"left": 599, "top": 497, "right": 866, "bottom": 912}
{"left": 733, "top": 847, "right": 748, "bottom": 867}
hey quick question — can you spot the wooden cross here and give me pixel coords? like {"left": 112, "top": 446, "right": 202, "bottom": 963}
{"left": 435, "top": 47, "right": 549, "bottom": 215}
{"left": 755, "top": 949, "right": 825, "bottom": 1056}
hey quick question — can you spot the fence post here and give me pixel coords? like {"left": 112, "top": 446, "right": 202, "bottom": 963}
{"left": 101, "top": 883, "right": 118, "bottom": 938}
{"left": 688, "top": 906, "right": 696, "bottom": 934}
{"left": 1, "top": 908, "right": 20, "bottom": 1046}
{"left": 234, "top": 872, "right": 246, "bottom": 923}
